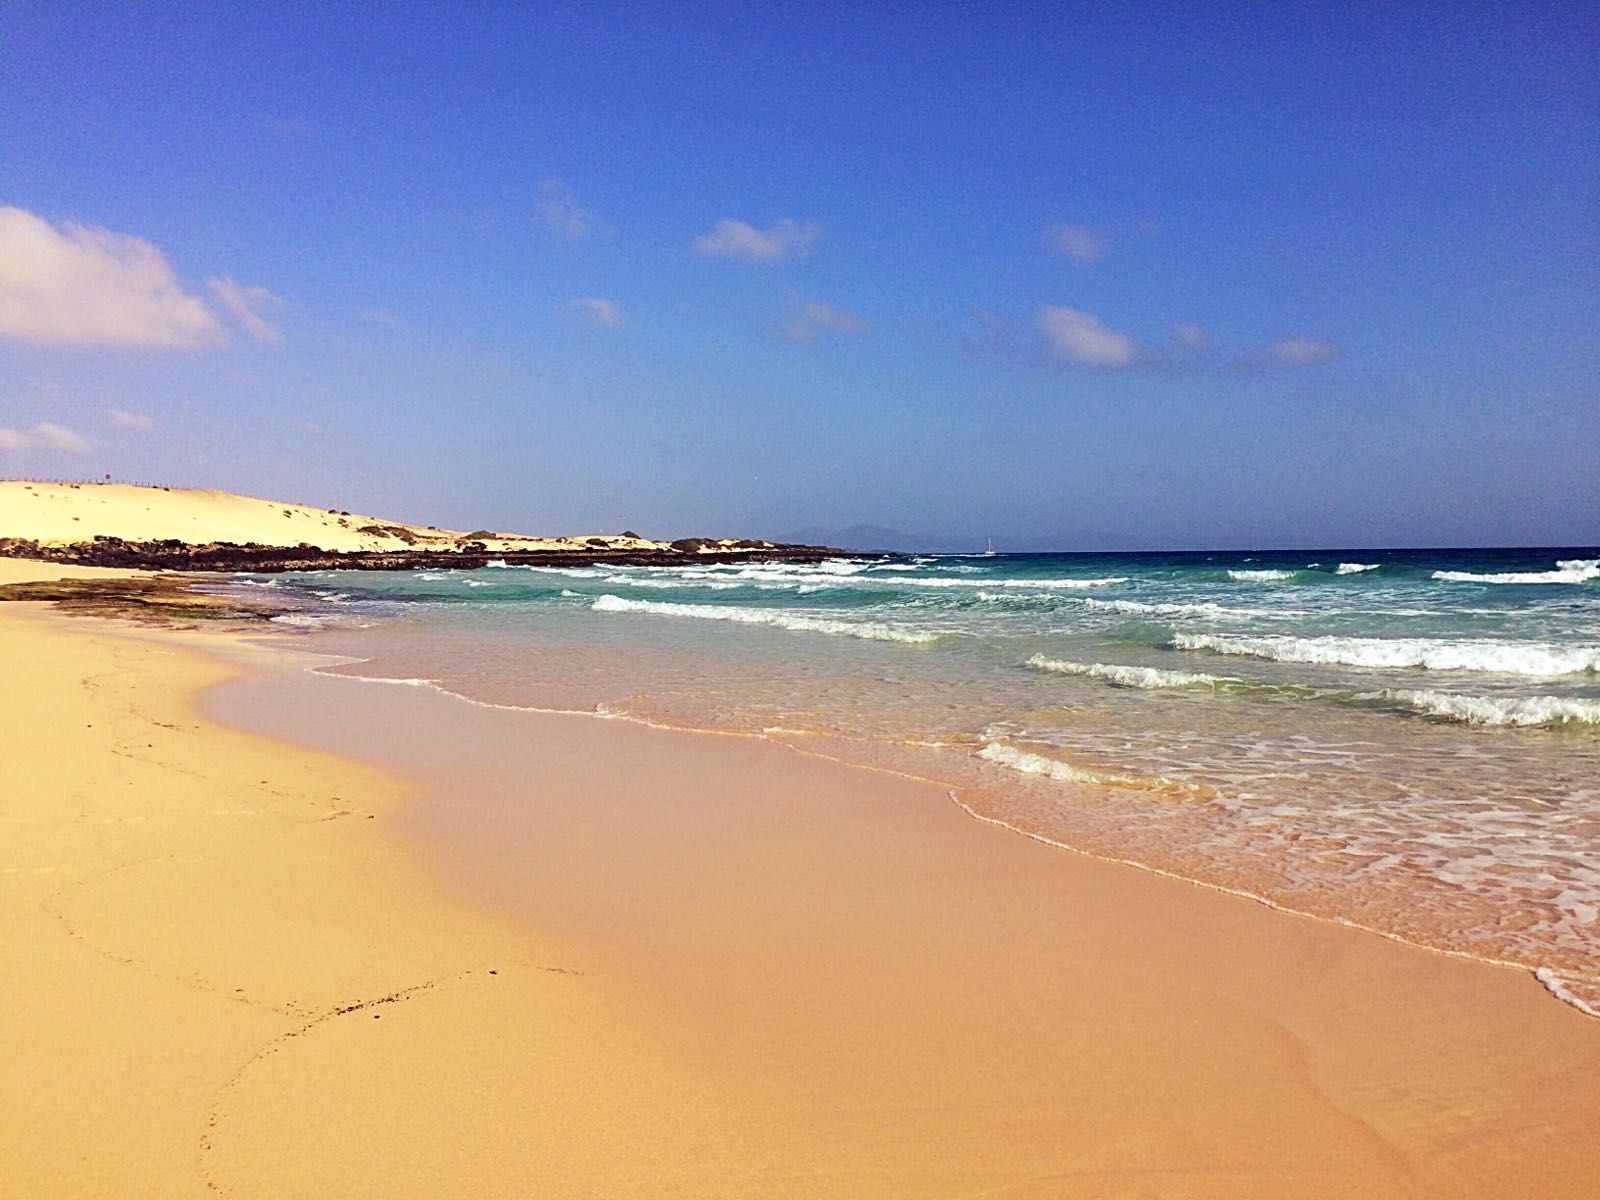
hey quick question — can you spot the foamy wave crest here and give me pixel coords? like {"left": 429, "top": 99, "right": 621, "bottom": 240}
{"left": 602, "top": 575, "right": 742, "bottom": 590}
{"left": 898, "top": 575, "right": 1128, "bottom": 590}
{"left": 1536, "top": 969, "right": 1600, "bottom": 1019}
{"left": 1173, "top": 633, "right": 1600, "bottom": 676}
{"left": 1380, "top": 689, "right": 1600, "bottom": 727}
{"left": 1336, "top": 562, "right": 1379, "bottom": 574}
{"left": 977, "top": 742, "right": 1106, "bottom": 783}
{"left": 1080, "top": 597, "right": 1272, "bottom": 619}
{"left": 1228, "top": 569, "right": 1295, "bottom": 582}
{"left": 590, "top": 594, "right": 941, "bottom": 644}
{"left": 1433, "top": 559, "right": 1599, "bottom": 585}
{"left": 1026, "top": 654, "right": 1234, "bottom": 690}
{"left": 486, "top": 561, "right": 607, "bottom": 578}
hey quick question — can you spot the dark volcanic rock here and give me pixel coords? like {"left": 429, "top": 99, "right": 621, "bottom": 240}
{"left": 0, "top": 537, "right": 856, "bottom": 574}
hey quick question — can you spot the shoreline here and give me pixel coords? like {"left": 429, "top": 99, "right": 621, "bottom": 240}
{"left": 315, "top": 653, "right": 1598, "bottom": 1020}
{"left": 7, "top": 565, "right": 1600, "bottom": 1195}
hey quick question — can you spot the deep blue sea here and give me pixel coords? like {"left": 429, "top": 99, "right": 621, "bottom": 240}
{"left": 238, "top": 547, "right": 1600, "bottom": 1013}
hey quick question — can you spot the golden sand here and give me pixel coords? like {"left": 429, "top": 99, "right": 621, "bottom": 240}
{"left": 4, "top": 557, "right": 1599, "bottom": 1196}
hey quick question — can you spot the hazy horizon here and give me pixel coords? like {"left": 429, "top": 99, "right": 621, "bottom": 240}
{"left": 2, "top": 7, "right": 1595, "bottom": 548}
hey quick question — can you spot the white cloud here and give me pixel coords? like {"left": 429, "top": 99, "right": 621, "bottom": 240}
{"left": 1047, "top": 224, "right": 1103, "bottom": 263}
{"left": 1036, "top": 305, "right": 1139, "bottom": 367}
{"left": 209, "top": 277, "right": 283, "bottom": 342}
{"left": 0, "top": 206, "right": 221, "bottom": 348}
{"left": 570, "top": 297, "right": 624, "bottom": 328}
{"left": 539, "top": 180, "right": 597, "bottom": 239}
{"left": 787, "top": 301, "right": 866, "bottom": 342}
{"left": 106, "top": 408, "right": 155, "bottom": 430}
{"left": 693, "top": 218, "right": 820, "bottom": 263}
{"left": 0, "top": 421, "right": 92, "bottom": 452}
{"left": 32, "top": 421, "right": 91, "bottom": 451}
{"left": 1253, "top": 336, "right": 1340, "bottom": 367}
{"left": 1172, "top": 322, "right": 1209, "bottom": 351}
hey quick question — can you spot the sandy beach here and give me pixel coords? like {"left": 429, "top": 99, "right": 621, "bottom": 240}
{"left": 8, "top": 9, "right": 1594, "bottom": 1194}
{"left": 3, "top": 551, "right": 1599, "bottom": 1197}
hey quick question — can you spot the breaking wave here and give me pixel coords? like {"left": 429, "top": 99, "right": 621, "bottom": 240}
{"left": 1336, "top": 562, "right": 1379, "bottom": 574}
{"left": 1433, "top": 559, "right": 1599, "bottom": 585}
{"left": 1172, "top": 632, "right": 1600, "bottom": 676}
{"left": 1378, "top": 689, "right": 1600, "bottom": 727}
{"left": 590, "top": 594, "right": 941, "bottom": 644}
{"left": 1228, "top": 569, "right": 1296, "bottom": 582}
{"left": 1026, "top": 654, "right": 1235, "bottom": 690}
{"left": 893, "top": 575, "right": 1129, "bottom": 590}
{"left": 977, "top": 741, "right": 1107, "bottom": 784}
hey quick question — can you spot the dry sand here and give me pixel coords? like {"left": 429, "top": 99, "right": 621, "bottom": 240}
{"left": 4, "top": 559, "right": 1599, "bottom": 1196}
{"left": 0, "top": 480, "right": 684, "bottom": 553}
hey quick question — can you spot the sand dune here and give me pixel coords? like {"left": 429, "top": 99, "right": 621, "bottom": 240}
{"left": 0, "top": 481, "right": 707, "bottom": 554}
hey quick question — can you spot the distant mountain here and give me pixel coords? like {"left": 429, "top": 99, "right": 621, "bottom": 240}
{"left": 787, "top": 524, "right": 986, "bottom": 554}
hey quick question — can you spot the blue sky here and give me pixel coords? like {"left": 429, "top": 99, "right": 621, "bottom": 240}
{"left": 1, "top": 3, "right": 1595, "bottom": 548}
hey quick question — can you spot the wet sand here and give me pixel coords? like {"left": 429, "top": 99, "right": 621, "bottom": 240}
{"left": 215, "top": 657, "right": 1600, "bottom": 1197}
{"left": 5, "top": 562, "right": 1599, "bottom": 1196}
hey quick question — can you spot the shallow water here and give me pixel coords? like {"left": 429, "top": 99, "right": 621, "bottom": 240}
{"left": 239, "top": 547, "right": 1600, "bottom": 1013}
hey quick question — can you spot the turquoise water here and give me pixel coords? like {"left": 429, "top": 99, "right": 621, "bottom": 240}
{"left": 242, "top": 547, "right": 1600, "bottom": 1012}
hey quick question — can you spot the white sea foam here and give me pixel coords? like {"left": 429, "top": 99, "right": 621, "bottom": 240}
{"left": 977, "top": 741, "right": 1106, "bottom": 783}
{"left": 603, "top": 575, "right": 742, "bottom": 590}
{"left": 1380, "top": 689, "right": 1600, "bottom": 727}
{"left": 896, "top": 575, "right": 1128, "bottom": 590}
{"left": 1026, "top": 655, "right": 1234, "bottom": 690}
{"left": 1535, "top": 969, "right": 1600, "bottom": 1018}
{"left": 1173, "top": 632, "right": 1600, "bottom": 676}
{"left": 1336, "top": 562, "right": 1379, "bottom": 574}
{"left": 1433, "top": 559, "right": 1599, "bottom": 585}
{"left": 1228, "top": 569, "right": 1296, "bottom": 582}
{"left": 485, "top": 561, "right": 608, "bottom": 578}
{"left": 590, "top": 594, "right": 941, "bottom": 644}
{"left": 1078, "top": 597, "right": 1286, "bottom": 619}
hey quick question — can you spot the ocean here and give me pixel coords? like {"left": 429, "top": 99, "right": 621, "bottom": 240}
{"left": 236, "top": 547, "right": 1600, "bottom": 1014}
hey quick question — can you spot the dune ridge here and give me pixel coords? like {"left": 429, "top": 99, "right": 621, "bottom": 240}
{"left": 0, "top": 480, "right": 800, "bottom": 558}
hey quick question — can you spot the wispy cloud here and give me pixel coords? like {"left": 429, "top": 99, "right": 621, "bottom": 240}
{"left": 0, "top": 421, "right": 92, "bottom": 452}
{"left": 694, "top": 218, "right": 820, "bottom": 263}
{"left": 539, "top": 180, "right": 598, "bottom": 239}
{"left": 787, "top": 301, "right": 866, "bottom": 343}
{"left": 209, "top": 277, "right": 283, "bottom": 342}
{"left": 0, "top": 206, "right": 221, "bottom": 348}
{"left": 1172, "top": 322, "right": 1209, "bottom": 351}
{"left": 1046, "top": 224, "right": 1103, "bottom": 264}
{"left": 1036, "top": 305, "right": 1140, "bottom": 367}
{"left": 570, "top": 297, "right": 624, "bottom": 328}
{"left": 1244, "top": 336, "right": 1341, "bottom": 368}
{"left": 106, "top": 408, "right": 154, "bottom": 430}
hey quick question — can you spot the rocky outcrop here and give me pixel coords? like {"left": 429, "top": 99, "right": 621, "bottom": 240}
{"left": 0, "top": 535, "right": 854, "bottom": 573}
